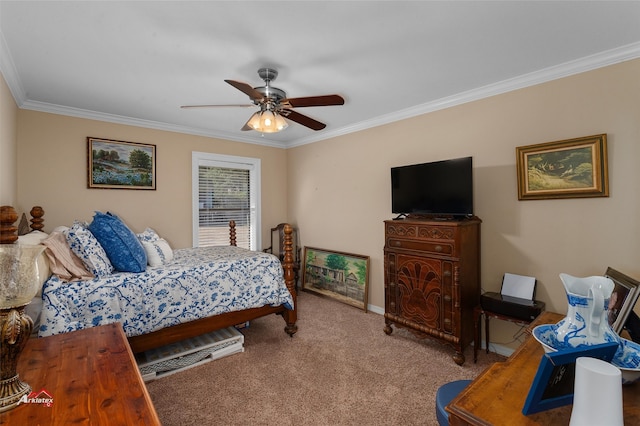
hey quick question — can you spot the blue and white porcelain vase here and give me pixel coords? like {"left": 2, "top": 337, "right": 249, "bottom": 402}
{"left": 554, "top": 273, "right": 619, "bottom": 348}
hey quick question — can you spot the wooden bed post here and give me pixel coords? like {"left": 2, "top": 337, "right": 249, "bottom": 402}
{"left": 29, "top": 206, "right": 45, "bottom": 231}
{"left": 282, "top": 224, "right": 298, "bottom": 336}
{"left": 229, "top": 220, "right": 237, "bottom": 246}
{"left": 0, "top": 206, "right": 45, "bottom": 243}
{"left": 0, "top": 206, "right": 19, "bottom": 244}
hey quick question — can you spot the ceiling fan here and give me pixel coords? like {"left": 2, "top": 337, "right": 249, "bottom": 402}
{"left": 181, "top": 67, "right": 344, "bottom": 133}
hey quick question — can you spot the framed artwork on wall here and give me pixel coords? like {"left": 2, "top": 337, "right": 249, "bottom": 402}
{"left": 516, "top": 134, "right": 608, "bottom": 200}
{"left": 302, "top": 247, "right": 370, "bottom": 312}
{"left": 88, "top": 137, "right": 156, "bottom": 190}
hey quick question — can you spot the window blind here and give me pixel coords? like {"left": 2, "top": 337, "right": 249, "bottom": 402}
{"left": 197, "top": 165, "right": 251, "bottom": 248}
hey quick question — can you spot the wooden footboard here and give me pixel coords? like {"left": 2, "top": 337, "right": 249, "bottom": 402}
{"left": 128, "top": 220, "right": 298, "bottom": 353}
{"left": 0, "top": 206, "right": 298, "bottom": 354}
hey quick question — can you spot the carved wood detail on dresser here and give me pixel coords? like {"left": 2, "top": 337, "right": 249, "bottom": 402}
{"left": 383, "top": 217, "right": 481, "bottom": 365}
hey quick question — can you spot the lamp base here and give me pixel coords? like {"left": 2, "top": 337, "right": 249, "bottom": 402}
{"left": 0, "top": 305, "right": 33, "bottom": 412}
{"left": 0, "top": 375, "right": 31, "bottom": 413}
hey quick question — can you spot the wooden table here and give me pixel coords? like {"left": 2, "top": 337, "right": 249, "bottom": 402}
{"left": 448, "top": 311, "right": 640, "bottom": 425}
{"left": 0, "top": 323, "right": 160, "bottom": 425}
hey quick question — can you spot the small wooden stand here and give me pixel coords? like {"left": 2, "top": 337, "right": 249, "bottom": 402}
{"left": 473, "top": 305, "right": 534, "bottom": 363}
{"left": 0, "top": 323, "right": 160, "bottom": 424}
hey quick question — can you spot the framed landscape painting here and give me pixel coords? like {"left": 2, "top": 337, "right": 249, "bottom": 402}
{"left": 516, "top": 134, "right": 608, "bottom": 200}
{"left": 302, "top": 247, "right": 370, "bottom": 312}
{"left": 88, "top": 137, "right": 156, "bottom": 190}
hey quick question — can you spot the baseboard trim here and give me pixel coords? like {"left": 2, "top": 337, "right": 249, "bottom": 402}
{"left": 478, "top": 341, "right": 516, "bottom": 358}
{"left": 368, "top": 303, "right": 517, "bottom": 358}
{"left": 368, "top": 304, "right": 384, "bottom": 315}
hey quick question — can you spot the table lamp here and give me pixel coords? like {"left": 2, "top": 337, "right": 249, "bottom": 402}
{"left": 0, "top": 244, "right": 45, "bottom": 412}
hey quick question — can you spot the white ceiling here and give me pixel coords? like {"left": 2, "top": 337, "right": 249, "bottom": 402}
{"left": 1, "top": 1, "right": 640, "bottom": 148}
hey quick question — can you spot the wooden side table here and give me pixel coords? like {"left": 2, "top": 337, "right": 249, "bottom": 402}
{"left": 473, "top": 305, "right": 535, "bottom": 363}
{"left": 0, "top": 323, "right": 160, "bottom": 425}
{"left": 449, "top": 311, "right": 640, "bottom": 425}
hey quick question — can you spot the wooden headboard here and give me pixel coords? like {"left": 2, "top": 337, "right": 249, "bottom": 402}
{"left": 0, "top": 206, "right": 45, "bottom": 244}
{"left": 0, "top": 206, "right": 244, "bottom": 248}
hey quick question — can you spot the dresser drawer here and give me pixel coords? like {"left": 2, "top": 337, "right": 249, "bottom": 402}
{"left": 387, "top": 238, "right": 454, "bottom": 256}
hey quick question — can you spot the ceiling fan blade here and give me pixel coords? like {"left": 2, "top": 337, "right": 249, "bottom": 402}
{"left": 281, "top": 110, "right": 326, "bottom": 131}
{"left": 225, "top": 79, "right": 264, "bottom": 101}
{"left": 281, "top": 94, "right": 344, "bottom": 108}
{"left": 180, "top": 104, "right": 255, "bottom": 109}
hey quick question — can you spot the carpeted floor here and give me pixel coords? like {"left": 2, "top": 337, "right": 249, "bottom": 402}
{"left": 146, "top": 291, "right": 505, "bottom": 425}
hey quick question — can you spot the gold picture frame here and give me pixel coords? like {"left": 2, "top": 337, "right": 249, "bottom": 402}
{"left": 302, "top": 247, "right": 370, "bottom": 312}
{"left": 516, "top": 134, "right": 608, "bottom": 200}
{"left": 88, "top": 137, "right": 156, "bottom": 190}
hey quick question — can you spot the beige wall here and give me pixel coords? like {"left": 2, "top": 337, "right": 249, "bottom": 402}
{"left": 0, "top": 72, "right": 18, "bottom": 205}
{"left": 5, "top": 59, "right": 639, "bottom": 351}
{"left": 289, "top": 59, "right": 640, "bottom": 349}
{"left": 15, "top": 111, "right": 288, "bottom": 249}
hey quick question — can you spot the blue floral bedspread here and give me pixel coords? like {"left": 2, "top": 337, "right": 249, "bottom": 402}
{"left": 39, "top": 246, "right": 293, "bottom": 338}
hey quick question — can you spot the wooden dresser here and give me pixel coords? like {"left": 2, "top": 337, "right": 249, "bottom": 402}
{"left": 0, "top": 323, "right": 160, "bottom": 425}
{"left": 383, "top": 217, "right": 481, "bottom": 365}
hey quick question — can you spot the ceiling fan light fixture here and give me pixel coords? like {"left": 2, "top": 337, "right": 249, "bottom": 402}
{"left": 273, "top": 112, "right": 288, "bottom": 132}
{"left": 248, "top": 109, "right": 288, "bottom": 133}
{"left": 262, "top": 109, "right": 276, "bottom": 127}
{"left": 247, "top": 111, "right": 262, "bottom": 130}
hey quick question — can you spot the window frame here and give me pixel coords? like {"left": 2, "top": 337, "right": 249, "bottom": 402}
{"left": 191, "top": 151, "right": 261, "bottom": 250}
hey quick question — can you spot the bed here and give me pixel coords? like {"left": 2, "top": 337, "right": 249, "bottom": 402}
{"left": 0, "top": 205, "right": 297, "bottom": 354}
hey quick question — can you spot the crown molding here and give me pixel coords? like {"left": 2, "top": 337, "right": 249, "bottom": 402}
{"left": 289, "top": 41, "right": 640, "bottom": 148}
{"left": 0, "top": 29, "right": 26, "bottom": 104}
{"left": 19, "top": 99, "right": 288, "bottom": 149}
{"left": 3, "top": 24, "right": 639, "bottom": 150}
{"left": 0, "top": 26, "right": 286, "bottom": 149}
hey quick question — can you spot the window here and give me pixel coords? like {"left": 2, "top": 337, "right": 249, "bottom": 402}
{"left": 192, "top": 152, "right": 261, "bottom": 250}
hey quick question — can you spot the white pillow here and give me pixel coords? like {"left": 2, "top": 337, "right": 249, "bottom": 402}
{"left": 17, "top": 230, "right": 48, "bottom": 245}
{"left": 142, "top": 239, "right": 173, "bottom": 267}
{"left": 137, "top": 227, "right": 160, "bottom": 243}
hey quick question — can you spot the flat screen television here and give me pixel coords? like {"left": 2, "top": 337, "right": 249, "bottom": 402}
{"left": 391, "top": 156, "right": 473, "bottom": 218}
